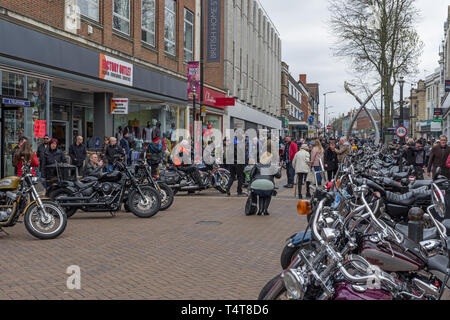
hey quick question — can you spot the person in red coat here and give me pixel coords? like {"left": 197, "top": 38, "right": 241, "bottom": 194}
{"left": 12, "top": 140, "right": 39, "bottom": 177}
{"left": 283, "top": 136, "right": 298, "bottom": 188}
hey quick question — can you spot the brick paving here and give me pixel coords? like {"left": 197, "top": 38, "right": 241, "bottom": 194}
{"left": 0, "top": 179, "right": 448, "bottom": 300}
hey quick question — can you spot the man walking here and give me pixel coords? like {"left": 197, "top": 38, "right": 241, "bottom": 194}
{"left": 283, "top": 136, "right": 298, "bottom": 188}
{"left": 120, "top": 132, "right": 131, "bottom": 166}
{"left": 335, "top": 137, "right": 350, "bottom": 163}
{"left": 226, "top": 133, "right": 247, "bottom": 196}
{"left": 69, "top": 136, "right": 87, "bottom": 176}
{"left": 427, "top": 135, "right": 450, "bottom": 178}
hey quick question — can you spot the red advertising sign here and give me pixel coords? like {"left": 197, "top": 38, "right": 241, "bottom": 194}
{"left": 215, "top": 97, "right": 235, "bottom": 106}
{"left": 203, "top": 87, "right": 227, "bottom": 109}
{"left": 187, "top": 61, "right": 200, "bottom": 101}
{"left": 34, "top": 120, "right": 46, "bottom": 138}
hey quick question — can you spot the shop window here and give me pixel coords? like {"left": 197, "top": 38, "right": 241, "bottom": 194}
{"left": 79, "top": 0, "right": 99, "bottom": 22}
{"left": 164, "top": 0, "right": 176, "bottom": 56}
{"left": 184, "top": 9, "right": 194, "bottom": 62}
{"left": 1, "top": 71, "right": 25, "bottom": 98}
{"left": 142, "top": 0, "right": 156, "bottom": 46}
{"left": 113, "top": 0, "right": 130, "bottom": 35}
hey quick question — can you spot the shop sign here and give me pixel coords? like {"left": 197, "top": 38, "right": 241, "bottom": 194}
{"left": 111, "top": 98, "right": 129, "bottom": 115}
{"left": 207, "top": 0, "right": 221, "bottom": 62}
{"left": 445, "top": 80, "right": 450, "bottom": 92}
{"left": 99, "top": 54, "right": 133, "bottom": 86}
{"left": 431, "top": 121, "right": 442, "bottom": 132}
{"left": 2, "top": 98, "right": 31, "bottom": 107}
{"left": 203, "top": 87, "right": 227, "bottom": 109}
{"left": 187, "top": 61, "right": 200, "bottom": 101}
{"left": 34, "top": 120, "right": 46, "bottom": 138}
{"left": 434, "top": 108, "right": 443, "bottom": 116}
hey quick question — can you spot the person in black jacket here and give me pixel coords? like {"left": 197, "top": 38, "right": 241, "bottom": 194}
{"left": 403, "top": 138, "right": 417, "bottom": 166}
{"left": 226, "top": 132, "right": 248, "bottom": 196}
{"left": 324, "top": 142, "right": 339, "bottom": 182}
{"left": 84, "top": 153, "right": 104, "bottom": 177}
{"left": 42, "top": 139, "right": 67, "bottom": 187}
{"left": 105, "top": 137, "right": 125, "bottom": 172}
{"left": 69, "top": 136, "right": 87, "bottom": 176}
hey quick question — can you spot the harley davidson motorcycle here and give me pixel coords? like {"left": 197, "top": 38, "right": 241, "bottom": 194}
{"left": 48, "top": 157, "right": 161, "bottom": 218}
{"left": 133, "top": 159, "right": 174, "bottom": 211}
{"left": 158, "top": 160, "right": 231, "bottom": 194}
{"left": 0, "top": 162, "right": 67, "bottom": 240}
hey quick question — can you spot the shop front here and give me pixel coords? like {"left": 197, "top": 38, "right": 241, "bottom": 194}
{"left": 227, "top": 100, "right": 282, "bottom": 133}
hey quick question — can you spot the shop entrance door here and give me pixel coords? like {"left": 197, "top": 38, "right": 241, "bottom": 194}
{"left": 51, "top": 121, "right": 69, "bottom": 153}
{"left": 2, "top": 107, "right": 25, "bottom": 177}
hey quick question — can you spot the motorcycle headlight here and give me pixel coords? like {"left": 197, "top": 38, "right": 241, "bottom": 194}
{"left": 31, "top": 177, "right": 39, "bottom": 185}
{"left": 282, "top": 270, "right": 306, "bottom": 300}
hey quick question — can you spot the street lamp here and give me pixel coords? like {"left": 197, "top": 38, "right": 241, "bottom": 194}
{"left": 399, "top": 76, "right": 405, "bottom": 144}
{"left": 324, "top": 106, "right": 336, "bottom": 136}
{"left": 323, "top": 91, "right": 336, "bottom": 136}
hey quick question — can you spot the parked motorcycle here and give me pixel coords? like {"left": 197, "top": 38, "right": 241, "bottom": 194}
{"left": 0, "top": 161, "right": 67, "bottom": 239}
{"left": 158, "top": 161, "right": 231, "bottom": 194}
{"left": 49, "top": 157, "right": 161, "bottom": 218}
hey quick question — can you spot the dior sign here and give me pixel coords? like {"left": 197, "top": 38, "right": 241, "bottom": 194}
{"left": 207, "top": 0, "right": 221, "bottom": 62}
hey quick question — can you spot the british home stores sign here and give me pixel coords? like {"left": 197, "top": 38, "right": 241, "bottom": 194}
{"left": 207, "top": 0, "right": 221, "bottom": 62}
{"left": 99, "top": 54, "right": 133, "bottom": 86}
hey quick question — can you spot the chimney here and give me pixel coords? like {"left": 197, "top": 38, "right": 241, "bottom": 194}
{"left": 299, "top": 74, "right": 307, "bottom": 84}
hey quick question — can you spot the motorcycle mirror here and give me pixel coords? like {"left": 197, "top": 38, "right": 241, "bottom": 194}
{"left": 432, "top": 183, "right": 446, "bottom": 219}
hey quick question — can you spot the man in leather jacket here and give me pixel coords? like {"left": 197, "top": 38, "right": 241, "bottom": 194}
{"left": 172, "top": 140, "right": 205, "bottom": 187}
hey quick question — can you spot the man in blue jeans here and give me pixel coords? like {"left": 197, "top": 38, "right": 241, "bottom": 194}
{"left": 283, "top": 136, "right": 298, "bottom": 188}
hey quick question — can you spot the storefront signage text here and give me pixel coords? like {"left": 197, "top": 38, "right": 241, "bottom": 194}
{"left": 187, "top": 61, "right": 200, "bottom": 101}
{"left": 207, "top": 0, "right": 221, "bottom": 62}
{"left": 99, "top": 54, "right": 133, "bottom": 86}
{"left": 111, "top": 98, "right": 129, "bottom": 115}
{"left": 34, "top": 120, "right": 47, "bottom": 138}
{"left": 2, "top": 98, "right": 31, "bottom": 107}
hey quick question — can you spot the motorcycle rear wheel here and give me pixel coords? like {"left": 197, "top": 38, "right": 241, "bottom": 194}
{"left": 49, "top": 188, "right": 78, "bottom": 218}
{"left": 24, "top": 200, "right": 67, "bottom": 240}
{"left": 128, "top": 187, "right": 161, "bottom": 218}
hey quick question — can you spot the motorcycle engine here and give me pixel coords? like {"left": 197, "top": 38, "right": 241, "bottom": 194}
{"left": 100, "top": 183, "right": 121, "bottom": 197}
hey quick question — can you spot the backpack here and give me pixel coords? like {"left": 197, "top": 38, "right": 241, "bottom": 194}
{"left": 148, "top": 141, "right": 162, "bottom": 154}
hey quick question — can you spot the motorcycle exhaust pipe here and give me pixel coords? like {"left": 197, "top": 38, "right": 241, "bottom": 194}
{"left": 56, "top": 196, "right": 92, "bottom": 201}
{"left": 61, "top": 202, "right": 107, "bottom": 207}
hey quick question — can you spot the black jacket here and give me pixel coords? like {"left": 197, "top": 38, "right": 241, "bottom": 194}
{"left": 69, "top": 143, "right": 87, "bottom": 167}
{"left": 42, "top": 148, "right": 66, "bottom": 178}
{"left": 324, "top": 148, "right": 338, "bottom": 171}
{"left": 105, "top": 144, "right": 125, "bottom": 164}
{"left": 84, "top": 162, "right": 103, "bottom": 177}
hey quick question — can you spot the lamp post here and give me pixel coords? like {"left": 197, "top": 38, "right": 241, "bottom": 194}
{"left": 399, "top": 76, "right": 405, "bottom": 144}
{"left": 323, "top": 91, "right": 336, "bottom": 136}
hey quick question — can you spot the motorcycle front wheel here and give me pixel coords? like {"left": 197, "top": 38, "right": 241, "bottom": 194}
{"left": 24, "top": 200, "right": 67, "bottom": 240}
{"left": 128, "top": 187, "right": 161, "bottom": 218}
{"left": 158, "top": 183, "right": 174, "bottom": 211}
{"left": 258, "top": 274, "right": 289, "bottom": 300}
{"left": 215, "top": 171, "right": 231, "bottom": 194}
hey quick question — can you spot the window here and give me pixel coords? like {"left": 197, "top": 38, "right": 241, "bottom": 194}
{"left": 164, "top": 0, "right": 176, "bottom": 56}
{"left": 113, "top": 0, "right": 130, "bottom": 35}
{"left": 142, "top": 0, "right": 156, "bottom": 46}
{"left": 2, "top": 71, "right": 24, "bottom": 98}
{"left": 184, "top": 9, "right": 194, "bottom": 62}
{"left": 78, "top": 0, "right": 99, "bottom": 21}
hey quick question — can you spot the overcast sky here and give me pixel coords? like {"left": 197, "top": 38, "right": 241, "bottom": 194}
{"left": 259, "top": 0, "right": 450, "bottom": 124}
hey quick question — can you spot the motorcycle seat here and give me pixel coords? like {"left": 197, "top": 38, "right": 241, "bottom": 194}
{"left": 385, "top": 187, "right": 431, "bottom": 206}
{"left": 443, "top": 220, "right": 450, "bottom": 235}
{"left": 410, "top": 180, "right": 432, "bottom": 189}
{"left": 392, "top": 172, "right": 409, "bottom": 180}
{"left": 75, "top": 180, "right": 97, "bottom": 189}
{"left": 427, "top": 254, "right": 449, "bottom": 275}
{"left": 394, "top": 224, "right": 438, "bottom": 241}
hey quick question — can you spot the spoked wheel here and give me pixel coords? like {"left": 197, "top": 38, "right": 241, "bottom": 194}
{"left": 24, "top": 200, "right": 67, "bottom": 240}
{"left": 258, "top": 274, "right": 289, "bottom": 300}
{"left": 128, "top": 186, "right": 161, "bottom": 218}
{"left": 216, "top": 171, "right": 231, "bottom": 194}
{"left": 157, "top": 183, "right": 174, "bottom": 211}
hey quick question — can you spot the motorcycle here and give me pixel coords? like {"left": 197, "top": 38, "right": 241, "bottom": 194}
{"left": 134, "top": 159, "right": 174, "bottom": 211}
{"left": 49, "top": 156, "right": 161, "bottom": 218}
{"left": 0, "top": 161, "right": 67, "bottom": 240}
{"left": 158, "top": 160, "right": 231, "bottom": 194}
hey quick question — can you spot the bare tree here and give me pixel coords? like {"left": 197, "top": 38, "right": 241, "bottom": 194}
{"left": 329, "top": 0, "right": 423, "bottom": 128}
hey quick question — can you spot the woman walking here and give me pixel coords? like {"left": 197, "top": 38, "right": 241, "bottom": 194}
{"left": 310, "top": 139, "right": 324, "bottom": 186}
{"left": 324, "top": 142, "right": 338, "bottom": 182}
{"left": 292, "top": 144, "right": 311, "bottom": 199}
{"left": 12, "top": 140, "right": 39, "bottom": 177}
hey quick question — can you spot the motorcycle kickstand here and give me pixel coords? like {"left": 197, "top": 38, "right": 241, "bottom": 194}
{"left": 110, "top": 211, "right": 116, "bottom": 217}
{"left": 0, "top": 228, "right": 9, "bottom": 236}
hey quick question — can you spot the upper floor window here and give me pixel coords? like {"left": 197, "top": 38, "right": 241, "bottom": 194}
{"left": 142, "top": 0, "right": 156, "bottom": 46}
{"left": 78, "top": 0, "right": 99, "bottom": 22}
{"left": 113, "top": 0, "right": 130, "bottom": 35}
{"left": 2, "top": 71, "right": 25, "bottom": 98}
{"left": 184, "top": 9, "right": 194, "bottom": 62}
{"left": 164, "top": 0, "right": 177, "bottom": 56}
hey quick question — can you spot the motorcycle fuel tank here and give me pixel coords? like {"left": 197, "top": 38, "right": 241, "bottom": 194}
{"left": 361, "top": 237, "right": 426, "bottom": 272}
{"left": 0, "top": 177, "right": 20, "bottom": 190}
{"left": 334, "top": 282, "right": 392, "bottom": 300}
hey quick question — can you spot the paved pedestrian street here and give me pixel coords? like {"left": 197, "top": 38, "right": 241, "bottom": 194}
{"left": 0, "top": 184, "right": 307, "bottom": 300}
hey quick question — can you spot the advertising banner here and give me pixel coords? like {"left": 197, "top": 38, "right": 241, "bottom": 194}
{"left": 99, "top": 54, "right": 133, "bottom": 86}
{"left": 207, "top": 0, "right": 221, "bottom": 62}
{"left": 34, "top": 120, "right": 46, "bottom": 138}
{"left": 187, "top": 61, "right": 200, "bottom": 101}
{"left": 111, "top": 98, "right": 129, "bottom": 115}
